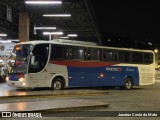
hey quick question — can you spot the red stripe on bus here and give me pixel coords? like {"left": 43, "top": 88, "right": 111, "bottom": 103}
{"left": 17, "top": 74, "right": 25, "bottom": 78}
{"left": 49, "top": 60, "right": 118, "bottom": 67}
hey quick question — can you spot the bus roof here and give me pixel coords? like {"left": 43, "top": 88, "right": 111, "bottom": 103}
{"left": 18, "top": 40, "right": 154, "bottom": 53}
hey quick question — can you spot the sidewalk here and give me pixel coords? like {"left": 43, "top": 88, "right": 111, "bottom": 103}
{"left": 0, "top": 83, "right": 108, "bottom": 98}
{"left": 0, "top": 83, "right": 109, "bottom": 113}
{"left": 0, "top": 89, "right": 108, "bottom": 98}
{"left": 0, "top": 99, "right": 109, "bottom": 112}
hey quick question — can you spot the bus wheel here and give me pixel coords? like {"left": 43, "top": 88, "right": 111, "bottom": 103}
{"left": 51, "top": 78, "right": 64, "bottom": 90}
{"left": 124, "top": 78, "right": 133, "bottom": 90}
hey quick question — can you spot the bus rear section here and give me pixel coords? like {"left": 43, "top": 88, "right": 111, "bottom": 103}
{"left": 138, "top": 66, "right": 155, "bottom": 85}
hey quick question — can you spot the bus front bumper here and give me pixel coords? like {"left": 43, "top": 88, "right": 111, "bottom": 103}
{"left": 6, "top": 80, "right": 28, "bottom": 88}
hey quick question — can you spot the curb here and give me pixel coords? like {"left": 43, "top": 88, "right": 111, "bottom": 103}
{"left": 28, "top": 104, "right": 109, "bottom": 113}
{"left": 0, "top": 104, "right": 110, "bottom": 116}
{"left": 0, "top": 91, "right": 109, "bottom": 99}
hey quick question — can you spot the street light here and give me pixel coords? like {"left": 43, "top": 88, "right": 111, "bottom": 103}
{"left": 34, "top": 27, "right": 56, "bottom": 30}
{"left": 59, "top": 36, "right": 69, "bottom": 39}
{"left": 43, "top": 32, "right": 63, "bottom": 35}
{"left": 25, "top": 1, "right": 62, "bottom": 5}
{"left": 67, "top": 34, "right": 78, "bottom": 37}
{"left": 0, "top": 34, "right": 7, "bottom": 37}
{"left": 154, "top": 49, "right": 158, "bottom": 53}
{"left": 43, "top": 32, "right": 63, "bottom": 40}
{"left": 43, "top": 14, "right": 71, "bottom": 17}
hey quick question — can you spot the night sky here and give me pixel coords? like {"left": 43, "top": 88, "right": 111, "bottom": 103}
{"left": 91, "top": 1, "right": 160, "bottom": 49}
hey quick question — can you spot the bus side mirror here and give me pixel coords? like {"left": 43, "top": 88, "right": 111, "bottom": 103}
{"left": 31, "top": 56, "right": 35, "bottom": 65}
{"left": 30, "top": 52, "right": 33, "bottom": 56}
{"left": 30, "top": 55, "right": 39, "bottom": 68}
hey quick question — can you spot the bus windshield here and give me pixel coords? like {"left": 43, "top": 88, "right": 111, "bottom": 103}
{"left": 9, "top": 44, "right": 33, "bottom": 74}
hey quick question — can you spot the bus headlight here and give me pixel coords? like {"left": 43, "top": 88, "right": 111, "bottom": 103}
{"left": 19, "top": 78, "right": 24, "bottom": 82}
{"left": 22, "top": 83, "right": 26, "bottom": 86}
{"left": 6, "top": 76, "right": 9, "bottom": 81}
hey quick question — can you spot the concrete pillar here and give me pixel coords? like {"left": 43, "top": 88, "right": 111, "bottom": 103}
{"left": 19, "top": 13, "right": 30, "bottom": 42}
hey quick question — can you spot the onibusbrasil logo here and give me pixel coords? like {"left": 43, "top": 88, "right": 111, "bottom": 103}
{"left": 1, "top": 112, "right": 42, "bottom": 118}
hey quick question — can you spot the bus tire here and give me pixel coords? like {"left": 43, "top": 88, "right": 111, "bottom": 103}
{"left": 51, "top": 78, "right": 64, "bottom": 90}
{"left": 124, "top": 78, "right": 133, "bottom": 90}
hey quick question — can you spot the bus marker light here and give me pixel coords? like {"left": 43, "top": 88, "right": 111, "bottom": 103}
{"left": 100, "top": 74, "right": 104, "bottom": 78}
{"left": 15, "top": 47, "right": 21, "bottom": 51}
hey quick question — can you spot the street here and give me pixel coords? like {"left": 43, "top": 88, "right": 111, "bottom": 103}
{"left": 0, "top": 79, "right": 160, "bottom": 119}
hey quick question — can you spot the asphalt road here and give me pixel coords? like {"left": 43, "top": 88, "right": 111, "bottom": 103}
{"left": 42, "top": 80, "right": 160, "bottom": 118}
{"left": 0, "top": 80, "right": 160, "bottom": 120}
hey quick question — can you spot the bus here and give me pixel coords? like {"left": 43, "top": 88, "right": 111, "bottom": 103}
{"left": 6, "top": 39, "right": 155, "bottom": 90}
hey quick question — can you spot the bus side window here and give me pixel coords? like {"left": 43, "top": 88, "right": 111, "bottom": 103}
{"left": 144, "top": 53, "right": 153, "bottom": 64}
{"left": 86, "top": 48, "right": 91, "bottom": 60}
{"left": 71, "top": 47, "right": 85, "bottom": 60}
{"left": 118, "top": 51, "right": 125, "bottom": 62}
{"left": 103, "top": 50, "right": 115, "bottom": 62}
{"left": 132, "top": 52, "right": 143, "bottom": 64}
{"left": 90, "top": 48, "right": 100, "bottom": 61}
{"left": 125, "top": 52, "right": 131, "bottom": 63}
{"left": 117, "top": 51, "right": 131, "bottom": 63}
{"left": 50, "top": 45, "right": 69, "bottom": 60}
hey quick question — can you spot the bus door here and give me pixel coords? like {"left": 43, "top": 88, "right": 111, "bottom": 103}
{"left": 28, "top": 44, "right": 49, "bottom": 87}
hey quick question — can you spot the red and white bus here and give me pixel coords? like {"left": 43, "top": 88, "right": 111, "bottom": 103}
{"left": 6, "top": 40, "right": 155, "bottom": 90}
